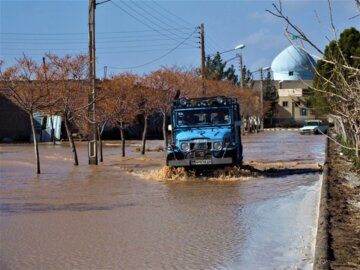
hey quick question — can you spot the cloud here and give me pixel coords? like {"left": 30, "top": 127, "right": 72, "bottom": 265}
{"left": 248, "top": 10, "right": 278, "bottom": 23}
{"left": 243, "top": 29, "right": 285, "bottom": 49}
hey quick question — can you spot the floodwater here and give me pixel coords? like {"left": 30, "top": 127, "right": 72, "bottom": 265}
{"left": 0, "top": 131, "right": 326, "bottom": 270}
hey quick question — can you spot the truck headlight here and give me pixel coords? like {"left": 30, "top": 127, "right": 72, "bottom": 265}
{"left": 181, "top": 142, "right": 190, "bottom": 151}
{"left": 213, "top": 141, "right": 222, "bottom": 151}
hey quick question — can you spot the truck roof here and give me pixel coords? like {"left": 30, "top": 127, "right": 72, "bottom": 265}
{"left": 304, "top": 119, "right": 322, "bottom": 123}
{"left": 173, "top": 96, "right": 238, "bottom": 109}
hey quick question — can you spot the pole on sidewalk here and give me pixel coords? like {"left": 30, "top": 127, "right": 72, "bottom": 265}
{"left": 88, "top": 0, "right": 98, "bottom": 165}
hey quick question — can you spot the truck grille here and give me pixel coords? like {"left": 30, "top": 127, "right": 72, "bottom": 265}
{"left": 191, "top": 142, "right": 211, "bottom": 150}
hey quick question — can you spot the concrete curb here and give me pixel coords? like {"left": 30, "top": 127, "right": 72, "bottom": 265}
{"left": 313, "top": 136, "right": 330, "bottom": 270}
{"left": 263, "top": 128, "right": 299, "bottom": 131}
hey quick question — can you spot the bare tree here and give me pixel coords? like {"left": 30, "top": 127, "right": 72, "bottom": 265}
{"left": 102, "top": 74, "right": 139, "bottom": 157}
{"left": 143, "top": 68, "right": 198, "bottom": 148}
{"left": 46, "top": 54, "right": 89, "bottom": 165}
{"left": 0, "top": 56, "right": 55, "bottom": 173}
{"left": 134, "top": 84, "right": 162, "bottom": 155}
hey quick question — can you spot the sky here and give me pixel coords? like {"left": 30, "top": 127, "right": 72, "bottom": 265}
{"left": 0, "top": 0, "right": 358, "bottom": 79}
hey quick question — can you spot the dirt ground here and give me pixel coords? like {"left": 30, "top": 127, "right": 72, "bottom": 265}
{"left": 327, "top": 139, "right": 360, "bottom": 269}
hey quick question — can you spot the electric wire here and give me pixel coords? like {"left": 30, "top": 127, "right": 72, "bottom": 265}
{"left": 0, "top": 27, "right": 195, "bottom": 36}
{"left": 0, "top": 46, "right": 198, "bottom": 57}
{"left": 206, "top": 33, "right": 225, "bottom": 52}
{"left": 107, "top": 28, "right": 198, "bottom": 70}
{"left": 1, "top": 1, "right": 199, "bottom": 71}
{"left": 150, "top": 0, "right": 194, "bottom": 28}
{"left": 1, "top": 32, "right": 193, "bottom": 41}
{"left": 141, "top": 1, "right": 192, "bottom": 32}
{"left": 130, "top": 1, "right": 190, "bottom": 37}
{"left": 110, "top": 0, "right": 193, "bottom": 42}
{"left": 1, "top": 37, "right": 197, "bottom": 45}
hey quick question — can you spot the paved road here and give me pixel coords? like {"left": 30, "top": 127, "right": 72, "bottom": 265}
{"left": 0, "top": 131, "right": 326, "bottom": 270}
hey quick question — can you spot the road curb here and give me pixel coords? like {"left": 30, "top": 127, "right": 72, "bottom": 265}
{"left": 313, "top": 136, "right": 331, "bottom": 270}
{"left": 263, "top": 128, "right": 299, "bottom": 131}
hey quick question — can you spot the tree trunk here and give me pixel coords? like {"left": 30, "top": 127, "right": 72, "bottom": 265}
{"left": 246, "top": 116, "right": 251, "bottom": 133}
{"left": 241, "top": 114, "right": 245, "bottom": 135}
{"left": 97, "top": 125, "right": 103, "bottom": 162}
{"left": 50, "top": 114, "right": 55, "bottom": 145}
{"left": 29, "top": 114, "right": 41, "bottom": 174}
{"left": 64, "top": 113, "right": 79, "bottom": 166}
{"left": 356, "top": 133, "right": 360, "bottom": 158}
{"left": 162, "top": 112, "right": 168, "bottom": 149}
{"left": 141, "top": 114, "right": 148, "bottom": 155}
{"left": 119, "top": 121, "right": 125, "bottom": 157}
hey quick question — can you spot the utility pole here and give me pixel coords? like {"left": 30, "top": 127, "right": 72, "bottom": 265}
{"left": 200, "top": 23, "right": 206, "bottom": 96}
{"left": 104, "top": 66, "right": 108, "bottom": 80}
{"left": 259, "top": 68, "right": 264, "bottom": 131}
{"left": 239, "top": 54, "right": 244, "bottom": 88}
{"left": 88, "top": 0, "right": 98, "bottom": 165}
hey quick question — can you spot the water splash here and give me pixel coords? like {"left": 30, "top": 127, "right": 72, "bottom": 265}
{"left": 133, "top": 166, "right": 256, "bottom": 182}
{"left": 132, "top": 161, "right": 322, "bottom": 182}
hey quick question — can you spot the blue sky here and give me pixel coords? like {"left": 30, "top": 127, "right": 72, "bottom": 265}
{"left": 0, "top": 0, "right": 358, "bottom": 78}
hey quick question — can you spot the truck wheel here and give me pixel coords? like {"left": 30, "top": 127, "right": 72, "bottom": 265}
{"left": 166, "top": 154, "right": 174, "bottom": 166}
{"left": 232, "top": 152, "right": 242, "bottom": 167}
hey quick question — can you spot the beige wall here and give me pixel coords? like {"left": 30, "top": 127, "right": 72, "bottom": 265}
{"left": 276, "top": 96, "right": 316, "bottom": 121}
{"left": 273, "top": 81, "right": 316, "bottom": 122}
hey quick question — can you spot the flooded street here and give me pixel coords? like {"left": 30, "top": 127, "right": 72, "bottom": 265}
{"left": 0, "top": 131, "right": 326, "bottom": 270}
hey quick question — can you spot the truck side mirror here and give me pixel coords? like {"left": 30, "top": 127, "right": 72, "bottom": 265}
{"left": 168, "top": 124, "right": 172, "bottom": 131}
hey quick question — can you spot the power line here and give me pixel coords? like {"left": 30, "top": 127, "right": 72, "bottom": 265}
{"left": 150, "top": 0, "right": 194, "bottom": 28}
{"left": 0, "top": 46, "right": 197, "bottom": 56}
{"left": 206, "top": 33, "right": 225, "bottom": 53}
{"left": 1, "top": 37, "right": 197, "bottom": 45}
{"left": 1, "top": 32, "right": 192, "bottom": 41}
{"left": 130, "top": 1, "right": 189, "bottom": 38}
{"left": 1, "top": 1, "right": 200, "bottom": 72}
{"left": 140, "top": 2, "right": 188, "bottom": 32}
{"left": 107, "top": 28, "right": 198, "bottom": 70}
{"left": 0, "top": 27, "right": 195, "bottom": 37}
{"left": 110, "top": 0, "right": 194, "bottom": 43}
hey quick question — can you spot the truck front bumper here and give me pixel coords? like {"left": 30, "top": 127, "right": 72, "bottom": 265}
{"left": 167, "top": 156, "right": 234, "bottom": 167}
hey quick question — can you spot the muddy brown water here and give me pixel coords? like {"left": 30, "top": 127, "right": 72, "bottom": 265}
{"left": 0, "top": 131, "right": 326, "bottom": 269}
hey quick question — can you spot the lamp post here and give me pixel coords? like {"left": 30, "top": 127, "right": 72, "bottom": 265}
{"left": 235, "top": 44, "right": 245, "bottom": 87}
{"left": 259, "top": 66, "right": 271, "bottom": 131}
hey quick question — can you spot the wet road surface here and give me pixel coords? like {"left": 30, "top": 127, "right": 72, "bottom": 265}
{"left": 0, "top": 131, "right": 326, "bottom": 269}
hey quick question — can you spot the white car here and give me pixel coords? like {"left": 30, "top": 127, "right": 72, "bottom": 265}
{"left": 299, "top": 120, "right": 328, "bottom": 135}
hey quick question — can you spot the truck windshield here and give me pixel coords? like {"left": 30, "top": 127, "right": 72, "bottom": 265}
{"left": 176, "top": 108, "right": 230, "bottom": 126}
{"left": 305, "top": 121, "right": 321, "bottom": 126}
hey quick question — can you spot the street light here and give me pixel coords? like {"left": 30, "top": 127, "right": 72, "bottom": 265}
{"left": 259, "top": 66, "right": 271, "bottom": 131}
{"left": 235, "top": 44, "right": 246, "bottom": 87}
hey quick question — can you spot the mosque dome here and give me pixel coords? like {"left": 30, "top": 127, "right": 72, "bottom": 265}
{"left": 271, "top": 45, "right": 316, "bottom": 80}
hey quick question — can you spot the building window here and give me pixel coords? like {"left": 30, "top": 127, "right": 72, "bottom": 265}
{"left": 300, "top": 108, "right": 307, "bottom": 116}
{"left": 282, "top": 101, "right": 288, "bottom": 107}
{"left": 294, "top": 101, "right": 300, "bottom": 107}
{"left": 289, "top": 71, "right": 294, "bottom": 76}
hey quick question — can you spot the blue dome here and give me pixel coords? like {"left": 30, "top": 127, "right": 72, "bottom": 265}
{"left": 271, "top": 45, "right": 316, "bottom": 80}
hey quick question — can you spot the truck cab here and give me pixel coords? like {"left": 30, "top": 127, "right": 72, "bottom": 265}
{"left": 166, "top": 96, "right": 243, "bottom": 168}
{"left": 299, "top": 120, "right": 328, "bottom": 135}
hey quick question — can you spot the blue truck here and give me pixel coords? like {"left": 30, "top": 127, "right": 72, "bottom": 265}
{"left": 166, "top": 96, "right": 243, "bottom": 168}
